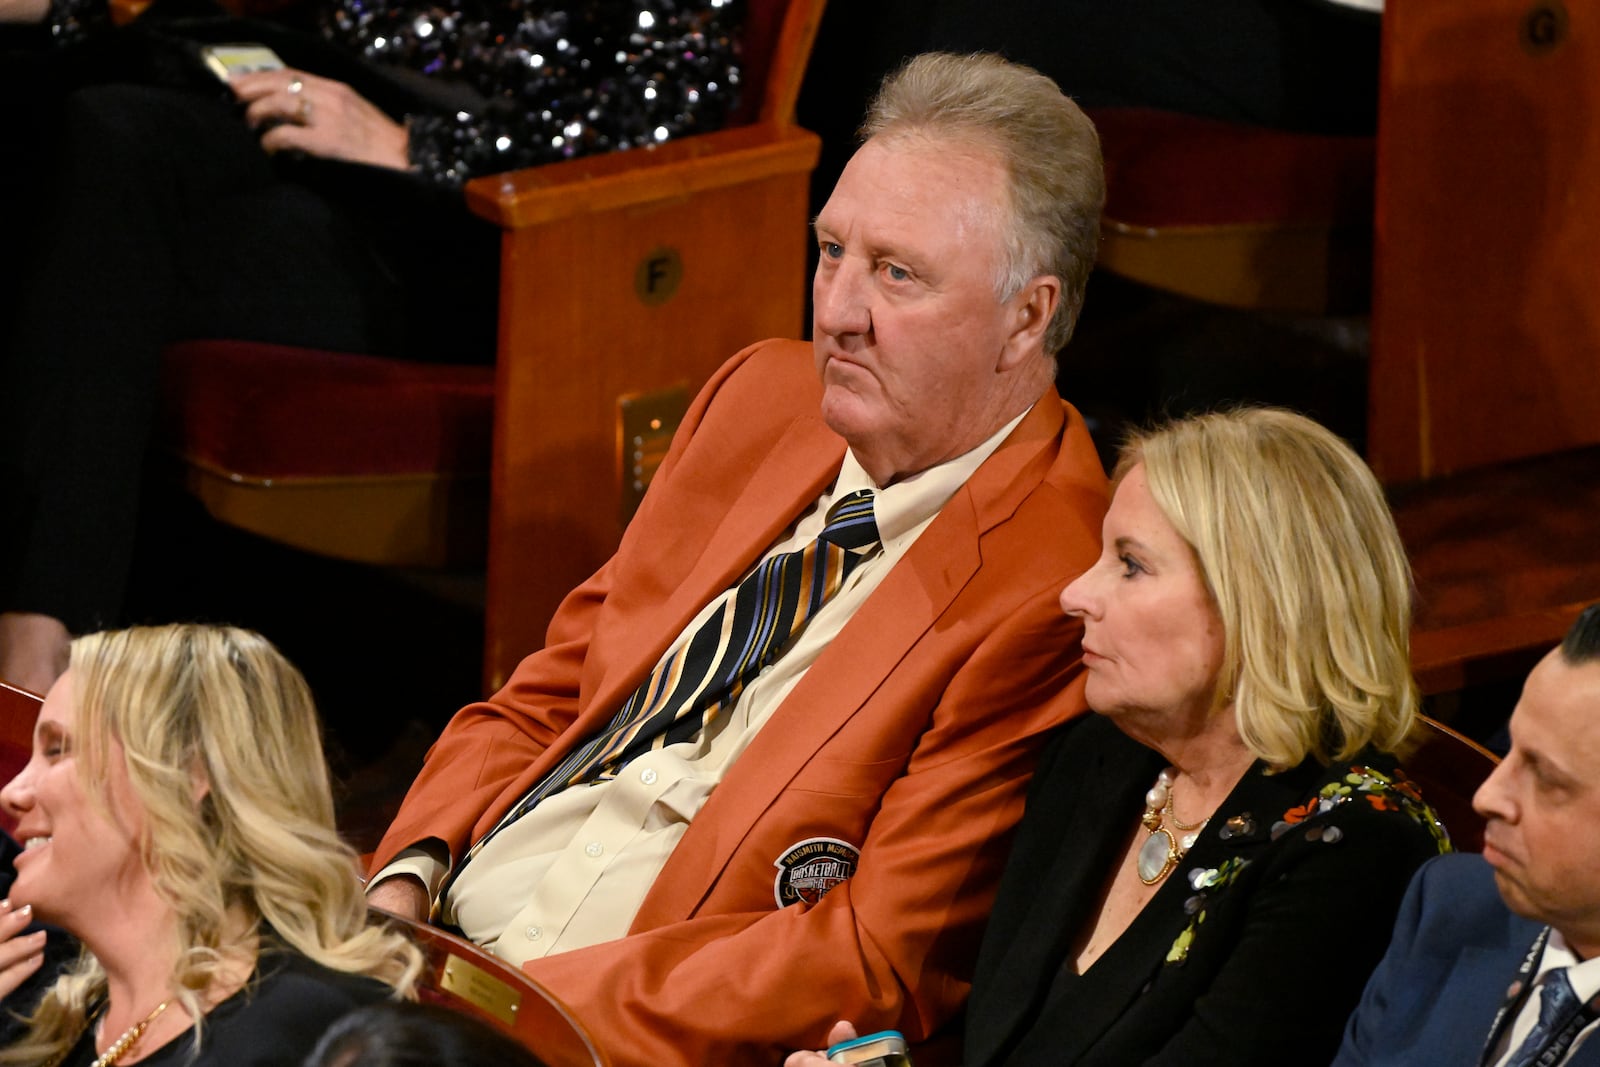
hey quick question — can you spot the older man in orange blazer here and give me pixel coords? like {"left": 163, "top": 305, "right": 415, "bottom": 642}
{"left": 367, "top": 53, "right": 1108, "bottom": 1066}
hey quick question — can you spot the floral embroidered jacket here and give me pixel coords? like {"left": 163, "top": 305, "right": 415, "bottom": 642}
{"left": 40, "top": 0, "right": 743, "bottom": 186}
{"left": 966, "top": 713, "right": 1450, "bottom": 1067}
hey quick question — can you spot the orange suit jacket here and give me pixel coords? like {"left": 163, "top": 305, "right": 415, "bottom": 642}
{"left": 371, "top": 338, "right": 1109, "bottom": 1065}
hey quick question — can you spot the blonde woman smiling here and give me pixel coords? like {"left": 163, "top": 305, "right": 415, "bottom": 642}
{"left": 0, "top": 624, "right": 422, "bottom": 1066}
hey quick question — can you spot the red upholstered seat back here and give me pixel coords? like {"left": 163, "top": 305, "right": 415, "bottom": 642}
{"left": 1089, "top": 106, "right": 1375, "bottom": 229}
{"left": 162, "top": 340, "right": 494, "bottom": 480}
{"left": 0, "top": 682, "right": 42, "bottom": 836}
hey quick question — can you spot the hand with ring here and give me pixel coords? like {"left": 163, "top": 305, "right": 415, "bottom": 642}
{"left": 285, "top": 77, "right": 312, "bottom": 124}
{"left": 228, "top": 68, "right": 411, "bottom": 171}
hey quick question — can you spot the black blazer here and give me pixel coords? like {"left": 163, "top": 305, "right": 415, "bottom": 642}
{"left": 57, "top": 939, "right": 390, "bottom": 1066}
{"left": 965, "top": 715, "right": 1449, "bottom": 1067}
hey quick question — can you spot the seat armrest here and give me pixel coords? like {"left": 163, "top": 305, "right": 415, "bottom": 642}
{"left": 465, "top": 123, "right": 820, "bottom": 230}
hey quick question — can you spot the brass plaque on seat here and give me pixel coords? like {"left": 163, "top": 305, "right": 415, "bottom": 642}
{"left": 440, "top": 952, "right": 522, "bottom": 1027}
{"left": 619, "top": 384, "right": 691, "bottom": 524}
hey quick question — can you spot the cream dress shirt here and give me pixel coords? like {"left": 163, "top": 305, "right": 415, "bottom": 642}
{"left": 375, "top": 409, "right": 1028, "bottom": 967}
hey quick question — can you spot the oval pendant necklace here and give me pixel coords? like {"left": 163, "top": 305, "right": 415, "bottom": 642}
{"left": 1136, "top": 767, "right": 1209, "bottom": 885}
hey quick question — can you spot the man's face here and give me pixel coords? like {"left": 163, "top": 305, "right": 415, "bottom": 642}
{"left": 811, "top": 135, "right": 1044, "bottom": 485}
{"left": 1474, "top": 649, "right": 1600, "bottom": 953}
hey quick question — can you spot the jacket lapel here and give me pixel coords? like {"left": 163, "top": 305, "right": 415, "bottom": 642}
{"left": 968, "top": 725, "right": 1160, "bottom": 1067}
{"left": 1035, "top": 756, "right": 1322, "bottom": 1064}
{"left": 580, "top": 413, "right": 846, "bottom": 736}
{"left": 470, "top": 413, "right": 847, "bottom": 838}
{"left": 634, "top": 398, "right": 1072, "bottom": 924}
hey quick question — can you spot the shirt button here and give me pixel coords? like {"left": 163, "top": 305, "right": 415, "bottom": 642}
{"left": 640, "top": 768, "right": 658, "bottom": 785}
{"left": 760, "top": 664, "right": 775, "bottom": 677}
{"left": 584, "top": 841, "right": 604, "bottom": 858}
{"left": 525, "top": 926, "right": 542, "bottom": 941}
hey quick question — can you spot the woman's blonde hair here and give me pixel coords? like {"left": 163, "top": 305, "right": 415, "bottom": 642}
{"left": 1119, "top": 408, "right": 1417, "bottom": 769}
{"left": 2, "top": 624, "right": 422, "bottom": 1064}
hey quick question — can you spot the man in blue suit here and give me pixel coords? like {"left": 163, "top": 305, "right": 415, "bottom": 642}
{"left": 1335, "top": 602, "right": 1600, "bottom": 1067}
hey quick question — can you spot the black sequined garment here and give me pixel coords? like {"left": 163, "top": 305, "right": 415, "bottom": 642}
{"left": 325, "top": 0, "right": 744, "bottom": 185}
{"left": 43, "top": 0, "right": 745, "bottom": 187}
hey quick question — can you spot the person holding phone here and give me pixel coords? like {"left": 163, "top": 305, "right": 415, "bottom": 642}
{"left": 789, "top": 408, "right": 1451, "bottom": 1067}
{"left": 0, "top": 0, "right": 742, "bottom": 696}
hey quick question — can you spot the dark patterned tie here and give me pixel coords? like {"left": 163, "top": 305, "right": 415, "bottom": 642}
{"left": 461, "top": 489, "right": 880, "bottom": 865}
{"left": 1503, "top": 969, "right": 1586, "bottom": 1067}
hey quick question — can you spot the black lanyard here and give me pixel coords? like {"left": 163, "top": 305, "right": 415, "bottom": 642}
{"left": 1481, "top": 927, "right": 1600, "bottom": 1067}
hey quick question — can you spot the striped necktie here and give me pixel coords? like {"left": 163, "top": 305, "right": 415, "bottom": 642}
{"left": 465, "top": 488, "right": 881, "bottom": 860}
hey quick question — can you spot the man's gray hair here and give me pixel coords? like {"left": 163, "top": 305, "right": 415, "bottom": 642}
{"left": 861, "top": 52, "right": 1104, "bottom": 355}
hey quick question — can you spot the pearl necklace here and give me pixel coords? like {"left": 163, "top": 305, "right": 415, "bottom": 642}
{"left": 1136, "top": 768, "right": 1209, "bottom": 885}
{"left": 89, "top": 1000, "right": 170, "bottom": 1067}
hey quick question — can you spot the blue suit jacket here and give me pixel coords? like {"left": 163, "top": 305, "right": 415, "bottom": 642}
{"left": 1333, "top": 852, "right": 1600, "bottom": 1067}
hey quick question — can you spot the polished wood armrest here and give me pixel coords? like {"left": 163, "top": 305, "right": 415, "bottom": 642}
{"left": 466, "top": 123, "right": 822, "bottom": 229}
{"left": 380, "top": 913, "right": 609, "bottom": 1067}
{"left": 1403, "top": 715, "right": 1499, "bottom": 853}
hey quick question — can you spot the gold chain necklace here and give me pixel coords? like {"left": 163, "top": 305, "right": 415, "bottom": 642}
{"left": 1136, "top": 767, "right": 1210, "bottom": 885}
{"left": 89, "top": 1000, "right": 170, "bottom": 1067}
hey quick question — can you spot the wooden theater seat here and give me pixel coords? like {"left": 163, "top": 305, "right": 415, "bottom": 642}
{"left": 159, "top": 0, "right": 829, "bottom": 690}
{"left": 0, "top": 681, "right": 43, "bottom": 834}
{"left": 1087, "top": 106, "right": 1375, "bottom": 314}
{"left": 1404, "top": 715, "right": 1500, "bottom": 854}
{"left": 1390, "top": 445, "right": 1600, "bottom": 697}
{"left": 1369, "top": 0, "right": 1600, "bottom": 696}
{"left": 382, "top": 914, "right": 608, "bottom": 1067}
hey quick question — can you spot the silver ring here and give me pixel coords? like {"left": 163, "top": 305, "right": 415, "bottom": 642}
{"left": 286, "top": 78, "right": 304, "bottom": 95}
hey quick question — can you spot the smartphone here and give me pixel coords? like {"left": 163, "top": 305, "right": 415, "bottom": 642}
{"left": 826, "top": 1030, "right": 911, "bottom": 1067}
{"left": 198, "top": 43, "right": 286, "bottom": 82}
